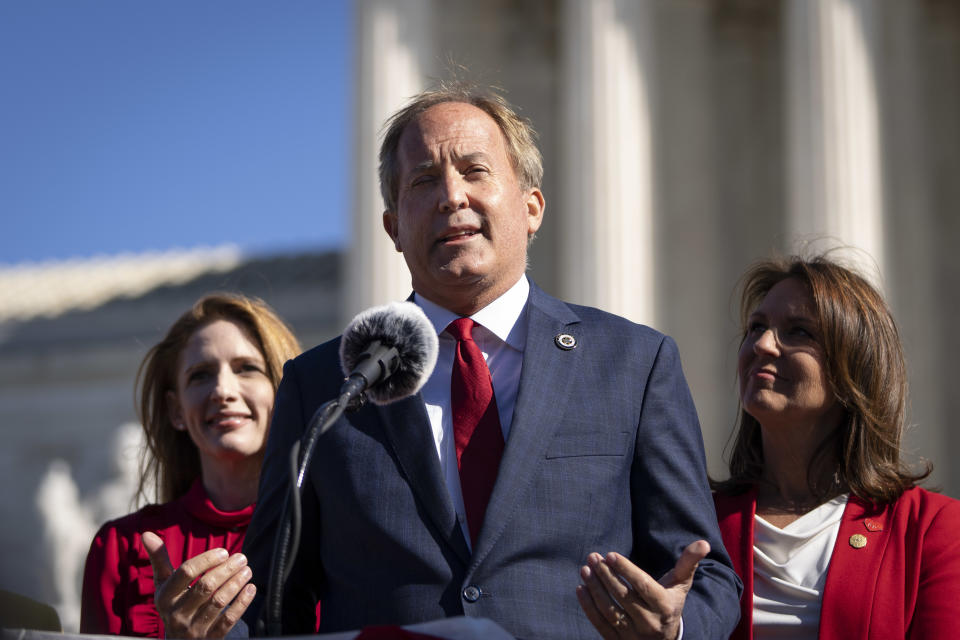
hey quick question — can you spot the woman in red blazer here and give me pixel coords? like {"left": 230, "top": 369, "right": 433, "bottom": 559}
{"left": 80, "top": 294, "right": 300, "bottom": 638}
{"left": 579, "top": 255, "right": 960, "bottom": 639}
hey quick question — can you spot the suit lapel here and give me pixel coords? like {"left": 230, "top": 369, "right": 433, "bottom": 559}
{"left": 818, "top": 497, "right": 889, "bottom": 640}
{"left": 469, "top": 283, "right": 582, "bottom": 566}
{"left": 374, "top": 394, "right": 471, "bottom": 564}
{"left": 714, "top": 489, "right": 756, "bottom": 640}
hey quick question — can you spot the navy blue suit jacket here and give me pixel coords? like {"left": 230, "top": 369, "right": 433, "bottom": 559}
{"left": 242, "top": 282, "right": 741, "bottom": 639}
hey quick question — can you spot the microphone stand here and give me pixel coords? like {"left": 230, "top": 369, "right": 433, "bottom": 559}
{"left": 261, "top": 343, "right": 400, "bottom": 636}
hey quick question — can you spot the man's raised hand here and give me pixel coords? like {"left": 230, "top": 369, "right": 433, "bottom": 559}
{"left": 576, "top": 540, "right": 710, "bottom": 639}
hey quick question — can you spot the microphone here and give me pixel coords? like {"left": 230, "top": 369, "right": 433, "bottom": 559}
{"left": 264, "top": 302, "right": 437, "bottom": 635}
{"left": 338, "top": 301, "right": 439, "bottom": 405}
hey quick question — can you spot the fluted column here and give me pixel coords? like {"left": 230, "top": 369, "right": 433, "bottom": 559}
{"left": 785, "top": 0, "right": 884, "bottom": 281}
{"left": 559, "top": 0, "right": 656, "bottom": 325}
{"left": 346, "top": 0, "right": 432, "bottom": 322}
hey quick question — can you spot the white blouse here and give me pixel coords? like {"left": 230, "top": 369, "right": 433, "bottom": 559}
{"left": 752, "top": 495, "right": 848, "bottom": 639}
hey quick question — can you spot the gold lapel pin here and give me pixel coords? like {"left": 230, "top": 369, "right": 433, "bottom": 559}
{"left": 849, "top": 534, "right": 868, "bottom": 549}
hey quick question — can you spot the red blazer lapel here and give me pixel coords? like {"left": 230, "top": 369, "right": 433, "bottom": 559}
{"left": 714, "top": 488, "right": 756, "bottom": 640}
{"left": 818, "top": 496, "right": 890, "bottom": 640}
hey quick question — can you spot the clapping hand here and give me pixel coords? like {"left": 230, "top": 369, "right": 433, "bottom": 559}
{"left": 142, "top": 531, "right": 256, "bottom": 638}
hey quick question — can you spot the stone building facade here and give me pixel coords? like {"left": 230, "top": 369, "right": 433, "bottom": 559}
{"left": 347, "top": 0, "right": 960, "bottom": 495}
{"left": 2, "top": 0, "right": 958, "bottom": 630}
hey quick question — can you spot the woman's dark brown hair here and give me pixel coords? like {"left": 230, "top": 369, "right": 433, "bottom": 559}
{"left": 714, "top": 254, "right": 931, "bottom": 504}
{"left": 135, "top": 293, "right": 301, "bottom": 505}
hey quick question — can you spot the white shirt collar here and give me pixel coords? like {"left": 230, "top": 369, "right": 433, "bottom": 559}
{"left": 414, "top": 275, "right": 530, "bottom": 350}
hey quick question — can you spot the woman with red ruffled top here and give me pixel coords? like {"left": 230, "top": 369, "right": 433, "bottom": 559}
{"left": 81, "top": 294, "right": 300, "bottom": 637}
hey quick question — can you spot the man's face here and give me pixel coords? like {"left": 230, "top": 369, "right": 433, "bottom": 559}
{"left": 383, "top": 101, "right": 544, "bottom": 315}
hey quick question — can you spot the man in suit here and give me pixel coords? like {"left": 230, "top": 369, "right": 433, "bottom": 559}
{"left": 148, "top": 85, "right": 741, "bottom": 639}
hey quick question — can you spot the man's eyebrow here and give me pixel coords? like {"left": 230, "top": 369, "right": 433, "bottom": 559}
{"left": 410, "top": 159, "right": 437, "bottom": 173}
{"left": 408, "top": 152, "right": 490, "bottom": 175}
{"left": 458, "top": 152, "right": 490, "bottom": 164}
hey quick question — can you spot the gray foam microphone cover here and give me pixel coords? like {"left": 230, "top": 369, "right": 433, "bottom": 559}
{"left": 338, "top": 301, "right": 439, "bottom": 405}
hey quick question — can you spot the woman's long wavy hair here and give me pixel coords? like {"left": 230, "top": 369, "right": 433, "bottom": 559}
{"left": 135, "top": 293, "right": 301, "bottom": 505}
{"left": 713, "top": 255, "right": 931, "bottom": 504}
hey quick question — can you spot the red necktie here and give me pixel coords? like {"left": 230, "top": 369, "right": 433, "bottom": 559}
{"left": 447, "top": 318, "right": 504, "bottom": 544}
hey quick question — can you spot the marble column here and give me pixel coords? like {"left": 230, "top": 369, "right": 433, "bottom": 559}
{"left": 346, "top": 0, "right": 432, "bottom": 322}
{"left": 559, "top": 0, "right": 657, "bottom": 325}
{"left": 785, "top": 0, "right": 884, "bottom": 282}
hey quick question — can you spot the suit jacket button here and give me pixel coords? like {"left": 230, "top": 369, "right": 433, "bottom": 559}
{"left": 462, "top": 585, "right": 481, "bottom": 603}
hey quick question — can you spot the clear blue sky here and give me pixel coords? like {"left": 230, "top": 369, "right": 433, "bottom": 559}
{"left": 0, "top": 0, "right": 350, "bottom": 266}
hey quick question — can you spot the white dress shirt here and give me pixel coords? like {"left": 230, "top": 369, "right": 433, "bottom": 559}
{"left": 414, "top": 275, "right": 529, "bottom": 548}
{"left": 752, "top": 494, "right": 848, "bottom": 639}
